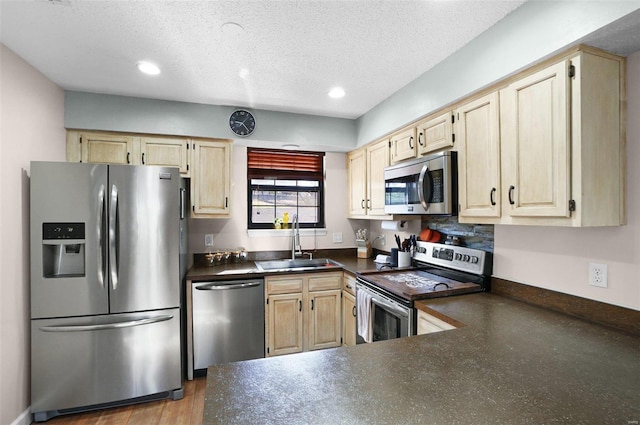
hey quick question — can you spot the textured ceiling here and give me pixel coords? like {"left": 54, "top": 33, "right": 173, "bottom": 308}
{"left": 0, "top": 0, "right": 528, "bottom": 119}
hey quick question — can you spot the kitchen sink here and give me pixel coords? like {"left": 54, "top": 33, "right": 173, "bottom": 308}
{"left": 254, "top": 258, "right": 342, "bottom": 272}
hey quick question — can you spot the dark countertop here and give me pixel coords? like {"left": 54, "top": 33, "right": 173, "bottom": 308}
{"left": 204, "top": 293, "right": 640, "bottom": 424}
{"left": 186, "top": 252, "right": 380, "bottom": 281}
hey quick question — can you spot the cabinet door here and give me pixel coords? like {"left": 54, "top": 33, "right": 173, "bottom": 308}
{"left": 267, "top": 293, "right": 303, "bottom": 357}
{"left": 347, "top": 148, "right": 367, "bottom": 217}
{"left": 366, "top": 139, "right": 390, "bottom": 216}
{"left": 416, "top": 112, "right": 453, "bottom": 156}
{"left": 390, "top": 127, "right": 416, "bottom": 164}
{"left": 416, "top": 310, "right": 456, "bottom": 335}
{"left": 501, "top": 61, "right": 571, "bottom": 218}
{"left": 307, "top": 289, "right": 341, "bottom": 351}
{"left": 141, "top": 137, "right": 189, "bottom": 175}
{"left": 191, "top": 140, "right": 232, "bottom": 217}
{"left": 81, "top": 132, "right": 135, "bottom": 165}
{"left": 341, "top": 290, "right": 356, "bottom": 346}
{"left": 457, "top": 92, "right": 501, "bottom": 220}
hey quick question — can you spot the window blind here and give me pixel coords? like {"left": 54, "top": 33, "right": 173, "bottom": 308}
{"left": 247, "top": 148, "right": 324, "bottom": 179}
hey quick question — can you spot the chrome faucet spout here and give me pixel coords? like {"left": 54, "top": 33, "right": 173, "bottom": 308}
{"left": 291, "top": 214, "right": 302, "bottom": 259}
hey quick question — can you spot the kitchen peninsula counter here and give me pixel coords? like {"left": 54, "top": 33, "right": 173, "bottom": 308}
{"left": 203, "top": 292, "right": 640, "bottom": 424}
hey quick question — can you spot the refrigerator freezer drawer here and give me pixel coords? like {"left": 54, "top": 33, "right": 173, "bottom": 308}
{"left": 31, "top": 308, "right": 182, "bottom": 417}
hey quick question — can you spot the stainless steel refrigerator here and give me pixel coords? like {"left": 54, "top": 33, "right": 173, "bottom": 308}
{"left": 30, "top": 162, "right": 184, "bottom": 422}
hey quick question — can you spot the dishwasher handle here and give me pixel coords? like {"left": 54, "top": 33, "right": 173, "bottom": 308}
{"left": 195, "top": 281, "right": 262, "bottom": 291}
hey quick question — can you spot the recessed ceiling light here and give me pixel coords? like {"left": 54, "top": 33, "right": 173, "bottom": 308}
{"left": 239, "top": 68, "right": 250, "bottom": 79}
{"left": 137, "top": 61, "right": 161, "bottom": 75}
{"left": 282, "top": 144, "right": 300, "bottom": 150}
{"left": 328, "top": 87, "right": 345, "bottom": 99}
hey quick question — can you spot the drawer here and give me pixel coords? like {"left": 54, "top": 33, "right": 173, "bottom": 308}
{"left": 266, "top": 277, "right": 304, "bottom": 294}
{"left": 342, "top": 273, "right": 356, "bottom": 296}
{"left": 308, "top": 272, "right": 342, "bottom": 291}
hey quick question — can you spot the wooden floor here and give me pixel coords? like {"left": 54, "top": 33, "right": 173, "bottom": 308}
{"left": 37, "top": 377, "right": 207, "bottom": 425}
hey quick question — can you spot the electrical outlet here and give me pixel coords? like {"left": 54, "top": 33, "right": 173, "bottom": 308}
{"left": 332, "top": 232, "right": 343, "bottom": 243}
{"left": 379, "top": 234, "right": 386, "bottom": 246}
{"left": 589, "top": 262, "right": 608, "bottom": 288}
{"left": 204, "top": 234, "right": 214, "bottom": 247}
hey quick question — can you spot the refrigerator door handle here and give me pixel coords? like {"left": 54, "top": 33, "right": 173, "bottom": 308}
{"left": 180, "top": 187, "right": 186, "bottom": 220}
{"left": 97, "top": 184, "right": 105, "bottom": 288}
{"left": 39, "top": 314, "right": 174, "bottom": 332}
{"left": 109, "top": 184, "right": 119, "bottom": 290}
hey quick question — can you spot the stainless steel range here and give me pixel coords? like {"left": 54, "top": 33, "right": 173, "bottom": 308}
{"left": 356, "top": 241, "right": 492, "bottom": 343}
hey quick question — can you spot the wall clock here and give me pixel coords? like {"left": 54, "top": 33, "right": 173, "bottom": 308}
{"left": 229, "top": 109, "right": 256, "bottom": 137}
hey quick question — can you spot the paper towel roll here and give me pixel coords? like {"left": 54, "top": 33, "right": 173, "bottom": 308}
{"left": 381, "top": 220, "right": 400, "bottom": 231}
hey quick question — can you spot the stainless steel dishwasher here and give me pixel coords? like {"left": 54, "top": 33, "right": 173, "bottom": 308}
{"left": 191, "top": 279, "right": 265, "bottom": 374}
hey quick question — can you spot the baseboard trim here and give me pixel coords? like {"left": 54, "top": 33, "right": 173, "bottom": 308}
{"left": 10, "top": 408, "right": 31, "bottom": 425}
{"left": 491, "top": 277, "right": 640, "bottom": 336}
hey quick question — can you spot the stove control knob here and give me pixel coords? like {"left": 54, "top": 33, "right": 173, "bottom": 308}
{"left": 471, "top": 256, "right": 479, "bottom": 264}
{"left": 455, "top": 253, "right": 462, "bottom": 261}
{"left": 463, "top": 254, "right": 471, "bottom": 262}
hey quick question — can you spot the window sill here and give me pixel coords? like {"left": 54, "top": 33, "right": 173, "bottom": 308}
{"left": 247, "top": 228, "right": 327, "bottom": 238}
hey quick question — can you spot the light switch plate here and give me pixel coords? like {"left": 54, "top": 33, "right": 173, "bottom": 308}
{"left": 332, "top": 232, "right": 343, "bottom": 243}
{"left": 204, "top": 234, "right": 214, "bottom": 247}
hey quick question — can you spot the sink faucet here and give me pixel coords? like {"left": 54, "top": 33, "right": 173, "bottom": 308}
{"left": 291, "top": 214, "right": 303, "bottom": 259}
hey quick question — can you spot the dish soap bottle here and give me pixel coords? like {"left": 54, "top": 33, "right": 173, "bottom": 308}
{"left": 283, "top": 212, "right": 289, "bottom": 227}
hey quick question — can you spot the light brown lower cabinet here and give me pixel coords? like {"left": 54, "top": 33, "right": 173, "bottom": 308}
{"left": 265, "top": 272, "right": 342, "bottom": 357}
{"left": 416, "top": 309, "right": 457, "bottom": 335}
{"left": 342, "top": 273, "right": 357, "bottom": 347}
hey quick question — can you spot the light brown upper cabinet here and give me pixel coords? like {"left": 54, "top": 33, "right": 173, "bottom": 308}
{"left": 140, "top": 137, "right": 190, "bottom": 176}
{"left": 67, "top": 131, "right": 233, "bottom": 219}
{"left": 347, "top": 138, "right": 391, "bottom": 218}
{"left": 190, "top": 139, "right": 232, "bottom": 218}
{"left": 456, "top": 92, "right": 501, "bottom": 221}
{"left": 499, "top": 49, "right": 624, "bottom": 226}
{"left": 389, "top": 127, "right": 417, "bottom": 164}
{"left": 416, "top": 111, "right": 454, "bottom": 157}
{"left": 68, "top": 131, "right": 136, "bottom": 165}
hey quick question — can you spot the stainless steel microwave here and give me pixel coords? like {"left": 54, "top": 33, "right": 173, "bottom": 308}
{"left": 384, "top": 151, "right": 457, "bottom": 215}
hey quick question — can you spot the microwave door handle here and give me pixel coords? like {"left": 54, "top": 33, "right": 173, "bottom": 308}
{"left": 418, "top": 164, "right": 432, "bottom": 210}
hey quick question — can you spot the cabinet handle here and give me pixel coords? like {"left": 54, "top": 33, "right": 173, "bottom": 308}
{"left": 490, "top": 188, "right": 496, "bottom": 206}
{"left": 352, "top": 306, "right": 356, "bottom": 317}
{"left": 142, "top": 153, "right": 145, "bottom": 164}
{"left": 311, "top": 299, "right": 315, "bottom": 310}
{"left": 508, "top": 186, "right": 515, "bottom": 205}
{"left": 418, "top": 132, "right": 424, "bottom": 146}
{"left": 409, "top": 136, "right": 414, "bottom": 149}
{"left": 367, "top": 199, "right": 371, "bottom": 210}
{"left": 299, "top": 300, "right": 302, "bottom": 312}
{"left": 126, "top": 152, "right": 130, "bottom": 164}
{"left": 361, "top": 199, "right": 365, "bottom": 209}
{"left": 225, "top": 197, "right": 229, "bottom": 208}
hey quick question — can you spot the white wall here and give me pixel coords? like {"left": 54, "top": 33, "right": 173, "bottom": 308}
{"left": 188, "top": 146, "right": 361, "bottom": 254}
{"left": 0, "top": 44, "right": 65, "bottom": 425}
{"left": 493, "top": 50, "right": 640, "bottom": 311}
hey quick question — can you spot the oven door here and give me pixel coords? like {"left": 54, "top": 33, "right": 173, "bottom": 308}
{"left": 356, "top": 283, "right": 413, "bottom": 343}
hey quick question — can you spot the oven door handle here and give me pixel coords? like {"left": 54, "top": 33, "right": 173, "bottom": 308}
{"left": 370, "top": 296, "right": 409, "bottom": 317}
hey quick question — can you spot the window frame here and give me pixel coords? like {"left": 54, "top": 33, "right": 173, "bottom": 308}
{"left": 247, "top": 148, "right": 326, "bottom": 230}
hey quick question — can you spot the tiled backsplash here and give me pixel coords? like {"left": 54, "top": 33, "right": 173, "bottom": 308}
{"left": 421, "top": 216, "right": 494, "bottom": 252}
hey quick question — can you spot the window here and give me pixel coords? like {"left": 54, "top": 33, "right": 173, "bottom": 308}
{"left": 247, "top": 148, "right": 325, "bottom": 229}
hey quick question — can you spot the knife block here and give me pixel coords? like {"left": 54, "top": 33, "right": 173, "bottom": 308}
{"left": 356, "top": 239, "right": 372, "bottom": 258}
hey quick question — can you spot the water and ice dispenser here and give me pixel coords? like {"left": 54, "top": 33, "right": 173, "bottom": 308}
{"left": 42, "top": 222, "right": 86, "bottom": 278}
